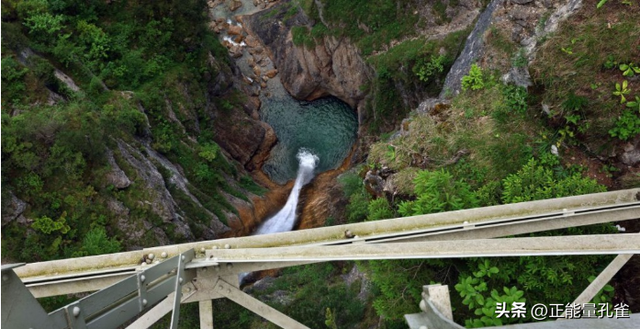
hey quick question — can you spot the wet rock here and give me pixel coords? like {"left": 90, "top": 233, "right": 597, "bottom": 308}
{"left": 253, "top": 65, "right": 262, "bottom": 77}
{"left": 227, "top": 24, "right": 243, "bottom": 36}
{"left": 244, "top": 35, "right": 261, "bottom": 48}
{"left": 230, "top": 45, "right": 243, "bottom": 58}
{"left": 229, "top": 0, "right": 243, "bottom": 12}
{"left": 265, "top": 69, "right": 278, "bottom": 78}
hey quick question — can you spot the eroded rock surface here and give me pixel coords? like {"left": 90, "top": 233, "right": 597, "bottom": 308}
{"left": 243, "top": 5, "right": 371, "bottom": 110}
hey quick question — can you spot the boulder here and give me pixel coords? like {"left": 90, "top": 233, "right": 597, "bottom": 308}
{"left": 265, "top": 69, "right": 278, "bottom": 78}
{"left": 2, "top": 191, "right": 27, "bottom": 227}
{"left": 364, "top": 171, "right": 384, "bottom": 198}
{"left": 229, "top": 0, "right": 243, "bottom": 12}
{"left": 227, "top": 24, "right": 243, "bottom": 36}
{"left": 621, "top": 141, "right": 640, "bottom": 167}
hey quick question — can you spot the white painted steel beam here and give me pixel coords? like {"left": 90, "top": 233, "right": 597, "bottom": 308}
{"left": 14, "top": 189, "right": 640, "bottom": 297}
{"left": 202, "top": 234, "right": 640, "bottom": 263}
{"left": 16, "top": 189, "right": 639, "bottom": 276}
{"left": 215, "top": 279, "right": 310, "bottom": 329}
{"left": 199, "top": 300, "right": 214, "bottom": 329}
{"left": 562, "top": 253, "right": 634, "bottom": 317}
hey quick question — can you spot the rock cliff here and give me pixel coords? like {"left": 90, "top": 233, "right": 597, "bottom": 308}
{"left": 243, "top": 3, "right": 372, "bottom": 112}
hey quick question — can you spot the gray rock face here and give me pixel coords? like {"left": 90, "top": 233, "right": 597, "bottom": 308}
{"left": 364, "top": 171, "right": 385, "bottom": 198}
{"left": 2, "top": 192, "right": 27, "bottom": 227}
{"left": 621, "top": 141, "right": 640, "bottom": 167}
{"left": 106, "top": 149, "right": 132, "bottom": 189}
{"left": 116, "top": 140, "right": 196, "bottom": 241}
{"left": 243, "top": 4, "right": 372, "bottom": 109}
{"left": 440, "top": 0, "right": 505, "bottom": 97}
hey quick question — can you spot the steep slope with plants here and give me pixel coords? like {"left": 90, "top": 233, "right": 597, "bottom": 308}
{"left": 1, "top": 0, "right": 275, "bottom": 262}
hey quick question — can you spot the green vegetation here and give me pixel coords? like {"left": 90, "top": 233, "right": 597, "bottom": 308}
{"left": 318, "top": 0, "right": 421, "bottom": 56}
{"left": 365, "top": 30, "right": 469, "bottom": 132}
{"left": 1, "top": 0, "right": 259, "bottom": 262}
{"left": 532, "top": 1, "right": 640, "bottom": 150}
{"left": 461, "top": 64, "right": 485, "bottom": 91}
{"left": 413, "top": 54, "right": 447, "bottom": 83}
{"left": 353, "top": 151, "right": 612, "bottom": 326}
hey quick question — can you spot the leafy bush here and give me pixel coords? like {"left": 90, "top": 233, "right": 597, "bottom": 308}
{"left": 462, "top": 64, "right": 485, "bottom": 91}
{"left": 609, "top": 108, "right": 640, "bottom": 141}
{"left": 346, "top": 192, "right": 370, "bottom": 223}
{"left": 413, "top": 54, "right": 447, "bottom": 83}
{"left": 1, "top": 56, "right": 29, "bottom": 105}
{"left": 367, "top": 198, "right": 394, "bottom": 221}
{"left": 503, "top": 85, "right": 528, "bottom": 114}
{"left": 455, "top": 260, "right": 526, "bottom": 328}
{"left": 198, "top": 143, "right": 220, "bottom": 162}
{"left": 501, "top": 158, "right": 605, "bottom": 203}
{"left": 398, "top": 169, "right": 478, "bottom": 216}
{"left": 72, "top": 227, "right": 121, "bottom": 257}
{"left": 338, "top": 171, "right": 364, "bottom": 199}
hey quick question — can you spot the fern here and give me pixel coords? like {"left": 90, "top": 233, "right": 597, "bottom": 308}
{"left": 461, "top": 64, "right": 485, "bottom": 91}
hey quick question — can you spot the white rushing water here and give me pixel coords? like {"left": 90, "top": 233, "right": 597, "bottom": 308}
{"left": 254, "top": 149, "right": 319, "bottom": 235}
{"left": 240, "top": 150, "right": 318, "bottom": 284}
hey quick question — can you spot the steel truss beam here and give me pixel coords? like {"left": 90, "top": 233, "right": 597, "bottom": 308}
{"left": 200, "top": 234, "right": 640, "bottom": 264}
{"left": 16, "top": 189, "right": 640, "bottom": 297}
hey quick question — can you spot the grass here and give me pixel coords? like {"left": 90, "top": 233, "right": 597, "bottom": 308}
{"left": 531, "top": 0, "right": 640, "bottom": 152}
{"left": 317, "top": 0, "right": 421, "bottom": 56}
{"left": 369, "top": 80, "right": 537, "bottom": 183}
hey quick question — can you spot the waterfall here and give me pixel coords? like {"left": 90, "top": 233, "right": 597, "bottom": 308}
{"left": 240, "top": 150, "right": 318, "bottom": 285}
{"left": 254, "top": 149, "right": 319, "bottom": 235}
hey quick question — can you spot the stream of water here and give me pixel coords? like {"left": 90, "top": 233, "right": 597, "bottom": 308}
{"left": 255, "top": 149, "right": 319, "bottom": 234}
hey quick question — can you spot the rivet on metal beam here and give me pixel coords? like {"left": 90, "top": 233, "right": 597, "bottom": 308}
{"left": 200, "top": 247, "right": 205, "bottom": 252}
{"left": 224, "top": 244, "right": 230, "bottom": 249}
{"left": 213, "top": 245, "right": 219, "bottom": 249}
{"left": 179, "top": 277, "right": 184, "bottom": 284}
{"left": 140, "top": 275, "right": 146, "bottom": 283}
{"left": 181, "top": 255, "right": 186, "bottom": 261}
{"left": 73, "top": 306, "right": 81, "bottom": 317}
{"left": 148, "top": 253, "right": 155, "bottom": 260}
{"left": 142, "top": 299, "right": 148, "bottom": 306}
{"left": 161, "top": 252, "right": 168, "bottom": 258}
